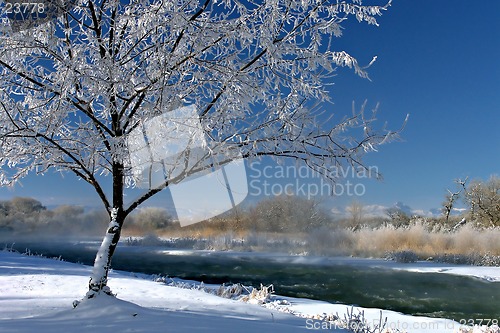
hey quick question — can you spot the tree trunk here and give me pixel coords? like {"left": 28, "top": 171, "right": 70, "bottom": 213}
{"left": 87, "top": 161, "right": 125, "bottom": 298}
{"left": 87, "top": 208, "right": 123, "bottom": 297}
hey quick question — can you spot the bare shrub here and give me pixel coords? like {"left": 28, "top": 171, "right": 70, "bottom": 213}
{"left": 249, "top": 195, "right": 331, "bottom": 233}
{"left": 131, "top": 207, "right": 173, "bottom": 231}
{"left": 340, "top": 306, "right": 388, "bottom": 333}
{"left": 345, "top": 200, "right": 365, "bottom": 229}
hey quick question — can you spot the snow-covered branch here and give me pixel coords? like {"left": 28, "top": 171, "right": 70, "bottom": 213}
{"left": 1, "top": 0, "right": 396, "bottom": 211}
{"left": 0, "top": 0, "right": 399, "bottom": 294}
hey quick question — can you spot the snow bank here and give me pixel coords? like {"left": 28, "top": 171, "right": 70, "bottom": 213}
{"left": 0, "top": 251, "right": 498, "bottom": 333}
{"left": 0, "top": 251, "right": 331, "bottom": 332}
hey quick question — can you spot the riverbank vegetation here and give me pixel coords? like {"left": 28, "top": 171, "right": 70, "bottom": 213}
{"left": 1, "top": 175, "right": 498, "bottom": 265}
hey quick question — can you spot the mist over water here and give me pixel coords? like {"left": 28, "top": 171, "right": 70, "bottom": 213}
{"left": 2, "top": 236, "right": 499, "bottom": 322}
{"left": 1, "top": 197, "right": 499, "bottom": 321}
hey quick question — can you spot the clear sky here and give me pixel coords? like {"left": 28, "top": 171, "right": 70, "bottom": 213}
{"left": 328, "top": 0, "right": 500, "bottom": 214}
{"left": 0, "top": 0, "right": 499, "bottom": 217}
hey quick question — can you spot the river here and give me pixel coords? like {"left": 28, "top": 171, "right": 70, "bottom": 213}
{"left": 5, "top": 239, "right": 500, "bottom": 321}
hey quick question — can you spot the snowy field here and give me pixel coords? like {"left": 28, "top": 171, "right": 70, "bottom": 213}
{"left": 0, "top": 251, "right": 498, "bottom": 333}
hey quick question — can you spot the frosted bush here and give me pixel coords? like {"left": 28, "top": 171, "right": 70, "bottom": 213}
{"left": 332, "top": 307, "right": 391, "bottom": 333}
{"left": 433, "top": 253, "right": 500, "bottom": 266}
{"left": 240, "top": 284, "right": 274, "bottom": 305}
{"left": 216, "top": 283, "right": 244, "bottom": 299}
{"left": 385, "top": 250, "right": 419, "bottom": 263}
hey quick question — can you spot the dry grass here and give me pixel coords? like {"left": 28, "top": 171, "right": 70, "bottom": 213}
{"left": 123, "top": 216, "right": 500, "bottom": 265}
{"left": 347, "top": 224, "right": 500, "bottom": 258}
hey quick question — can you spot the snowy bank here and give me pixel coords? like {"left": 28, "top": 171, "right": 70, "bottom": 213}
{"left": 0, "top": 251, "right": 498, "bottom": 333}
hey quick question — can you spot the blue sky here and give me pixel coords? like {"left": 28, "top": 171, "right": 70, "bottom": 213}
{"left": 323, "top": 0, "right": 500, "bottom": 214}
{"left": 1, "top": 0, "right": 499, "bottom": 216}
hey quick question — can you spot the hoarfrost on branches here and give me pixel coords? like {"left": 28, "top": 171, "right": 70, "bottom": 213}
{"left": 0, "top": 0, "right": 401, "bottom": 293}
{"left": 0, "top": 0, "right": 397, "bottom": 195}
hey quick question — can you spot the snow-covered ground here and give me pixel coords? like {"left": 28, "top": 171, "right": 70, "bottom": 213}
{"left": 388, "top": 261, "right": 500, "bottom": 283}
{"left": 0, "top": 251, "right": 498, "bottom": 333}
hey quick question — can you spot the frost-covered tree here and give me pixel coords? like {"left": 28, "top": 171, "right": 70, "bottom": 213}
{"left": 132, "top": 207, "right": 173, "bottom": 230}
{"left": 346, "top": 199, "right": 364, "bottom": 228}
{"left": 0, "top": 0, "right": 400, "bottom": 297}
{"left": 441, "top": 177, "right": 467, "bottom": 224}
{"left": 249, "top": 195, "right": 329, "bottom": 232}
{"left": 463, "top": 175, "right": 500, "bottom": 227}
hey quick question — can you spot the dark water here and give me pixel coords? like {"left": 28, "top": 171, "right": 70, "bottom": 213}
{"left": 6, "top": 240, "right": 500, "bottom": 321}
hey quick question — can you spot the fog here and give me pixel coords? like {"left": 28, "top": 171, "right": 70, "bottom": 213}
{"left": 2, "top": 196, "right": 499, "bottom": 268}
{"left": 0, "top": 197, "right": 109, "bottom": 242}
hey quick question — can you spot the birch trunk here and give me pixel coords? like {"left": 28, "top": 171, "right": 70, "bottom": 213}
{"left": 87, "top": 208, "right": 123, "bottom": 297}
{"left": 86, "top": 161, "right": 125, "bottom": 298}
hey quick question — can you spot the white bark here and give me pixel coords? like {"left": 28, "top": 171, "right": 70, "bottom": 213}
{"left": 87, "top": 208, "right": 119, "bottom": 297}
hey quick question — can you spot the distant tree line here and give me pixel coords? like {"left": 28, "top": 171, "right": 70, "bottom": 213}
{"left": 0, "top": 195, "right": 334, "bottom": 236}
{"left": 197, "top": 195, "right": 332, "bottom": 234}
{"left": 0, "top": 197, "right": 109, "bottom": 235}
{"left": 1, "top": 174, "right": 497, "bottom": 237}
{"left": 0, "top": 197, "right": 181, "bottom": 236}
{"left": 381, "top": 175, "right": 499, "bottom": 230}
